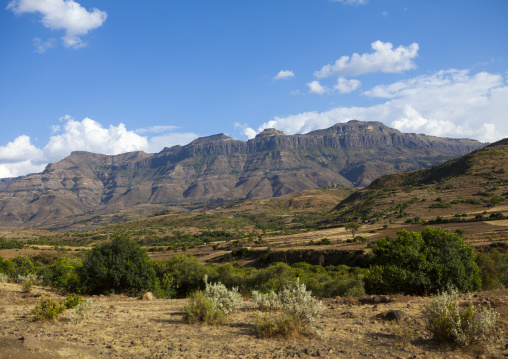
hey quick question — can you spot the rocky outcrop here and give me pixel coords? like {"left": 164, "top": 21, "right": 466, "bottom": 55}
{"left": 0, "top": 121, "right": 484, "bottom": 227}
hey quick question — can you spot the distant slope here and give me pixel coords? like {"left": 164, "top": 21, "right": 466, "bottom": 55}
{"left": 0, "top": 120, "right": 483, "bottom": 228}
{"left": 331, "top": 137, "right": 508, "bottom": 225}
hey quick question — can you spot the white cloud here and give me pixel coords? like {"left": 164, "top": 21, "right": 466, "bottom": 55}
{"left": 0, "top": 136, "right": 46, "bottom": 178}
{"left": 307, "top": 80, "right": 327, "bottom": 94}
{"left": 273, "top": 70, "right": 295, "bottom": 80}
{"left": 32, "top": 37, "right": 56, "bottom": 53}
{"left": 44, "top": 118, "right": 148, "bottom": 160}
{"left": 307, "top": 78, "right": 361, "bottom": 95}
{"left": 7, "top": 0, "right": 107, "bottom": 49}
{"left": 0, "top": 135, "right": 44, "bottom": 163}
{"left": 246, "top": 69, "right": 508, "bottom": 143}
{"left": 0, "top": 117, "right": 200, "bottom": 178}
{"left": 314, "top": 41, "right": 419, "bottom": 78}
{"left": 334, "top": 77, "right": 361, "bottom": 93}
{"left": 234, "top": 123, "right": 257, "bottom": 139}
{"left": 330, "top": 0, "right": 369, "bottom": 5}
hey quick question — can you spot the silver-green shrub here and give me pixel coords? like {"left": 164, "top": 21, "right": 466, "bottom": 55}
{"left": 70, "top": 299, "right": 102, "bottom": 324}
{"left": 423, "top": 288, "right": 499, "bottom": 348}
{"left": 251, "top": 290, "right": 281, "bottom": 311}
{"left": 203, "top": 275, "right": 243, "bottom": 315}
{"left": 252, "top": 281, "right": 324, "bottom": 337}
{"left": 277, "top": 282, "right": 324, "bottom": 329}
{"left": 0, "top": 273, "right": 8, "bottom": 283}
{"left": 17, "top": 273, "right": 43, "bottom": 285}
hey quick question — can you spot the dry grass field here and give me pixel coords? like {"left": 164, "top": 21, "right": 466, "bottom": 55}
{"left": 1, "top": 282, "right": 507, "bottom": 359}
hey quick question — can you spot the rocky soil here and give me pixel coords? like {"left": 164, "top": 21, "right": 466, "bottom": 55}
{"left": 1, "top": 283, "right": 507, "bottom": 359}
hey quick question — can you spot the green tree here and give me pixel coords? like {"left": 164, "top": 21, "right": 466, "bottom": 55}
{"left": 344, "top": 222, "right": 361, "bottom": 238}
{"left": 154, "top": 254, "right": 206, "bottom": 297}
{"left": 365, "top": 227, "right": 481, "bottom": 295}
{"left": 79, "top": 237, "right": 156, "bottom": 295}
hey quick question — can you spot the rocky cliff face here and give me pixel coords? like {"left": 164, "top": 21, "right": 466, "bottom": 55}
{"left": 0, "top": 121, "right": 484, "bottom": 227}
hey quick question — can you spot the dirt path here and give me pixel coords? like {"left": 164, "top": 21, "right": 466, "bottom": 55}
{"left": 1, "top": 283, "right": 507, "bottom": 358}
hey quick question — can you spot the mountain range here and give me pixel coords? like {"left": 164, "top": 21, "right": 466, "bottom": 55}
{"left": 0, "top": 120, "right": 483, "bottom": 228}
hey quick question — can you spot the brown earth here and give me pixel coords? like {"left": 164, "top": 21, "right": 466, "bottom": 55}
{"left": 0, "top": 283, "right": 507, "bottom": 359}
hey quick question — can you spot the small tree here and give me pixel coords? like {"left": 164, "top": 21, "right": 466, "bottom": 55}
{"left": 365, "top": 227, "right": 481, "bottom": 295}
{"left": 79, "top": 236, "right": 156, "bottom": 295}
{"left": 344, "top": 222, "right": 361, "bottom": 238}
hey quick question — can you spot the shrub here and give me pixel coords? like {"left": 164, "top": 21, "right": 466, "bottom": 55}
{"left": 253, "top": 282, "right": 324, "bottom": 338}
{"left": 32, "top": 296, "right": 66, "bottom": 321}
{"left": 346, "top": 236, "right": 368, "bottom": 243}
{"left": 154, "top": 254, "right": 206, "bottom": 298}
{"left": 253, "top": 263, "right": 297, "bottom": 293}
{"left": 203, "top": 276, "right": 243, "bottom": 315}
{"left": 79, "top": 236, "right": 156, "bottom": 295}
{"left": 391, "top": 318, "right": 418, "bottom": 346}
{"left": 475, "top": 249, "right": 508, "bottom": 290}
{"left": 61, "top": 294, "right": 85, "bottom": 309}
{"left": 251, "top": 290, "right": 282, "bottom": 311}
{"left": 255, "top": 313, "right": 314, "bottom": 339}
{"left": 423, "top": 289, "right": 499, "bottom": 349}
{"left": 22, "top": 281, "right": 33, "bottom": 293}
{"left": 70, "top": 299, "right": 102, "bottom": 324}
{"left": 10, "top": 256, "right": 36, "bottom": 277}
{"left": 365, "top": 227, "right": 481, "bottom": 295}
{"left": 184, "top": 291, "right": 227, "bottom": 325}
{"left": 17, "top": 273, "right": 43, "bottom": 285}
{"left": 0, "top": 272, "right": 8, "bottom": 283}
{"left": 320, "top": 238, "right": 332, "bottom": 245}
{"left": 17, "top": 273, "right": 43, "bottom": 292}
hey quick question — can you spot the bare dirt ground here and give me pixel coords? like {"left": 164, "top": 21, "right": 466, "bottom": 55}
{"left": 1, "top": 282, "right": 507, "bottom": 359}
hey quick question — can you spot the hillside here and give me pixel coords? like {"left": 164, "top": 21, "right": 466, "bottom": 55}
{"left": 0, "top": 121, "right": 483, "bottom": 229}
{"left": 331, "top": 137, "right": 508, "bottom": 228}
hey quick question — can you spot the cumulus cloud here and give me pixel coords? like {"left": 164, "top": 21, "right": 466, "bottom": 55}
{"left": 307, "top": 80, "right": 327, "bottom": 94}
{"left": 307, "top": 78, "right": 361, "bottom": 94}
{"left": 234, "top": 123, "right": 258, "bottom": 139}
{"left": 245, "top": 69, "right": 508, "bottom": 143}
{"left": 44, "top": 117, "right": 148, "bottom": 160}
{"left": 0, "top": 136, "right": 46, "bottom": 178}
{"left": 273, "top": 70, "right": 295, "bottom": 80}
{"left": 335, "top": 77, "right": 361, "bottom": 93}
{"left": 0, "top": 117, "right": 200, "bottom": 178}
{"left": 314, "top": 41, "right": 419, "bottom": 78}
{"left": 7, "top": 0, "right": 107, "bottom": 49}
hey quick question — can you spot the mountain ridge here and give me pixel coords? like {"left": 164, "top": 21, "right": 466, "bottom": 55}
{"left": 0, "top": 120, "right": 484, "bottom": 228}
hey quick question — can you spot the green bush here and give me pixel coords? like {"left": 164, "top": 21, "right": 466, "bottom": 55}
{"left": 475, "top": 249, "right": 508, "bottom": 290}
{"left": 154, "top": 254, "right": 206, "bottom": 298}
{"left": 61, "top": 294, "right": 85, "bottom": 309}
{"left": 423, "top": 289, "right": 499, "bottom": 348}
{"left": 79, "top": 237, "right": 156, "bottom": 295}
{"left": 32, "top": 296, "right": 66, "bottom": 321}
{"left": 320, "top": 238, "right": 332, "bottom": 245}
{"left": 42, "top": 257, "right": 80, "bottom": 291}
{"left": 365, "top": 227, "right": 481, "bottom": 295}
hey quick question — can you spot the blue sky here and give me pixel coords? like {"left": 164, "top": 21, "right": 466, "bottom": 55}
{"left": 1, "top": 0, "right": 507, "bottom": 178}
